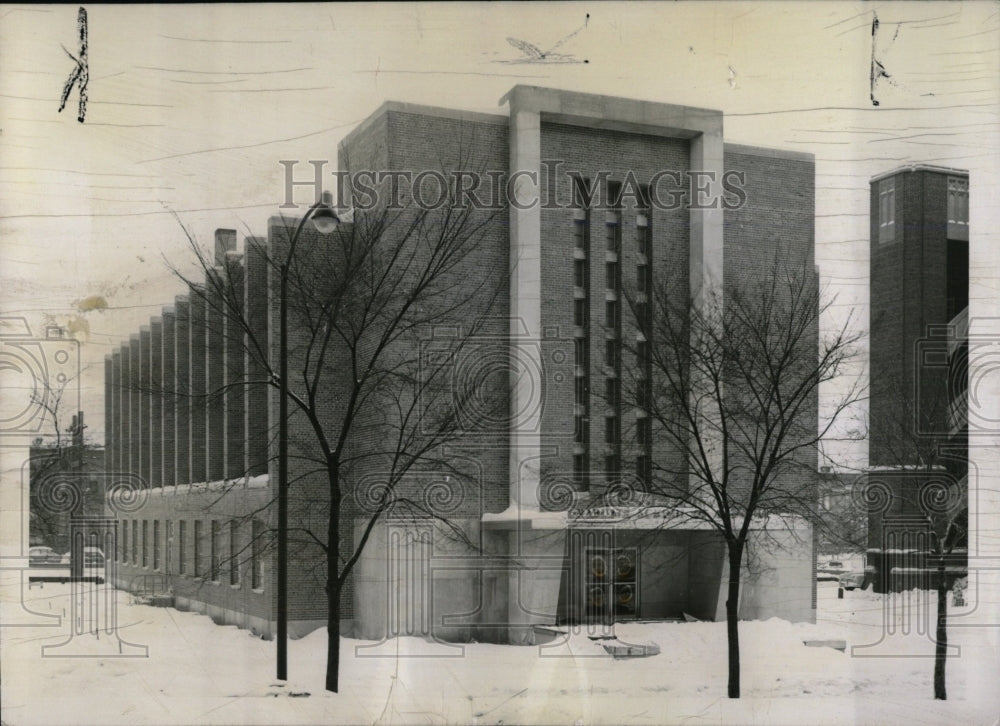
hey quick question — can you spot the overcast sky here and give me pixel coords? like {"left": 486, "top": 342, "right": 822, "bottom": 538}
{"left": 2, "top": 2, "right": 998, "bottom": 471}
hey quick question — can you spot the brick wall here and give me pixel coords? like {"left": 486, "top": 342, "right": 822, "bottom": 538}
{"left": 109, "top": 484, "right": 275, "bottom": 633}
{"left": 538, "top": 122, "right": 692, "bottom": 506}
{"left": 869, "top": 169, "right": 953, "bottom": 465}
{"left": 723, "top": 146, "right": 817, "bottom": 506}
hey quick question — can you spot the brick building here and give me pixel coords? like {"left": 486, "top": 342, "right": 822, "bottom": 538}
{"left": 29, "top": 412, "right": 105, "bottom": 553}
{"left": 105, "top": 86, "right": 819, "bottom": 641}
{"left": 865, "top": 165, "right": 969, "bottom": 590}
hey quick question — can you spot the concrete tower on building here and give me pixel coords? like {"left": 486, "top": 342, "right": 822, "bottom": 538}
{"left": 865, "top": 165, "right": 969, "bottom": 590}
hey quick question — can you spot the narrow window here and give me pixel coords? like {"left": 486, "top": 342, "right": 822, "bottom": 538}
{"left": 229, "top": 520, "right": 240, "bottom": 586}
{"left": 153, "top": 520, "right": 160, "bottom": 570}
{"left": 179, "top": 520, "right": 187, "bottom": 575}
{"left": 194, "top": 520, "right": 203, "bottom": 577}
{"left": 605, "top": 339, "right": 617, "bottom": 368}
{"left": 605, "top": 378, "right": 619, "bottom": 407}
{"left": 252, "top": 519, "right": 264, "bottom": 590}
{"left": 210, "top": 520, "right": 220, "bottom": 581}
{"left": 606, "top": 261, "right": 617, "bottom": 290}
{"left": 878, "top": 177, "right": 895, "bottom": 243}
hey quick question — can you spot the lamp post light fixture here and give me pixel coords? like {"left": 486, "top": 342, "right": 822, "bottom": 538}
{"left": 277, "top": 190, "right": 340, "bottom": 681}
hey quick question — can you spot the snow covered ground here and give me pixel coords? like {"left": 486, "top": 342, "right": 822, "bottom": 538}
{"left": 2, "top": 573, "right": 998, "bottom": 725}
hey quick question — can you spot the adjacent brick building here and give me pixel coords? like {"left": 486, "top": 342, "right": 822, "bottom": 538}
{"left": 866, "top": 165, "right": 970, "bottom": 591}
{"left": 105, "top": 86, "right": 819, "bottom": 641}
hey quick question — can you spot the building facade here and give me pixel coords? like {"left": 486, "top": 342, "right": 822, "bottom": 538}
{"left": 105, "top": 87, "right": 819, "bottom": 642}
{"left": 865, "top": 165, "right": 969, "bottom": 591}
{"left": 29, "top": 412, "right": 105, "bottom": 553}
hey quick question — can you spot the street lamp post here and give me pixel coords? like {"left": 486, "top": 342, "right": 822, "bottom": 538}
{"left": 277, "top": 191, "right": 339, "bottom": 681}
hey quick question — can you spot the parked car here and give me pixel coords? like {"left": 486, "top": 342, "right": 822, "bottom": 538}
{"left": 839, "top": 570, "right": 867, "bottom": 591}
{"left": 817, "top": 559, "right": 849, "bottom": 581}
{"left": 29, "top": 546, "right": 60, "bottom": 566}
{"left": 82, "top": 547, "right": 105, "bottom": 567}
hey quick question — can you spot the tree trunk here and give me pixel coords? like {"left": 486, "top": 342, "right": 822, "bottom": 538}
{"left": 726, "top": 544, "right": 743, "bottom": 699}
{"left": 325, "top": 488, "right": 341, "bottom": 693}
{"left": 933, "top": 557, "right": 948, "bottom": 700}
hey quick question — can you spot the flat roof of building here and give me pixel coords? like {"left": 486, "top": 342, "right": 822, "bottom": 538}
{"left": 339, "top": 86, "right": 812, "bottom": 163}
{"left": 870, "top": 164, "right": 969, "bottom": 183}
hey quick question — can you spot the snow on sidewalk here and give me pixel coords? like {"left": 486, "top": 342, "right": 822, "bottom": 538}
{"left": 1, "top": 575, "right": 996, "bottom": 725}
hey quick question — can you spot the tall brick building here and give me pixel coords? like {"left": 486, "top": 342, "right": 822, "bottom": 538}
{"left": 105, "top": 87, "right": 819, "bottom": 641}
{"left": 866, "top": 165, "right": 969, "bottom": 589}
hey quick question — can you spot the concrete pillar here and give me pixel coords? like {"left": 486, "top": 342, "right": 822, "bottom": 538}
{"left": 205, "top": 274, "right": 226, "bottom": 483}
{"left": 105, "top": 355, "right": 114, "bottom": 475}
{"left": 505, "top": 527, "right": 565, "bottom": 644}
{"left": 139, "top": 326, "right": 152, "bottom": 487}
{"left": 161, "top": 309, "right": 176, "bottom": 487}
{"left": 118, "top": 344, "right": 130, "bottom": 474}
{"left": 244, "top": 237, "right": 269, "bottom": 478}
{"left": 225, "top": 252, "right": 246, "bottom": 480}
{"left": 506, "top": 104, "right": 544, "bottom": 511}
{"left": 128, "top": 334, "right": 140, "bottom": 482}
{"left": 149, "top": 318, "right": 163, "bottom": 488}
{"left": 111, "top": 349, "right": 122, "bottom": 474}
{"left": 688, "top": 132, "right": 725, "bottom": 306}
{"left": 188, "top": 287, "right": 207, "bottom": 484}
{"left": 174, "top": 296, "right": 191, "bottom": 486}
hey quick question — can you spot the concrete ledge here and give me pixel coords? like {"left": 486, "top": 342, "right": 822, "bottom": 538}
{"left": 501, "top": 85, "right": 722, "bottom": 139}
{"left": 870, "top": 164, "right": 968, "bottom": 183}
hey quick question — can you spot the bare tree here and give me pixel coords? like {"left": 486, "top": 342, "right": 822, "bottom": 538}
{"left": 27, "top": 371, "right": 90, "bottom": 552}
{"left": 173, "top": 161, "right": 506, "bottom": 692}
{"left": 864, "top": 372, "right": 967, "bottom": 700}
{"left": 622, "top": 261, "right": 863, "bottom": 698}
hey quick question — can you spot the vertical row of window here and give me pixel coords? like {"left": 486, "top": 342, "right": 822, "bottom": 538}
{"left": 572, "top": 178, "right": 656, "bottom": 490}
{"left": 572, "top": 176, "right": 591, "bottom": 489}
{"left": 635, "top": 191, "right": 653, "bottom": 487}
{"left": 947, "top": 176, "right": 969, "bottom": 226}
{"left": 604, "top": 181, "right": 623, "bottom": 486}
{"left": 116, "top": 516, "right": 266, "bottom": 591}
{"left": 878, "top": 177, "right": 895, "bottom": 244}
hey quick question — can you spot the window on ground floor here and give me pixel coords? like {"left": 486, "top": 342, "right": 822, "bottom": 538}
{"left": 229, "top": 520, "right": 239, "bottom": 586}
{"left": 153, "top": 519, "right": 160, "bottom": 570}
{"left": 251, "top": 519, "right": 264, "bottom": 590}
{"left": 179, "top": 520, "right": 187, "bottom": 575}
{"left": 193, "top": 520, "right": 203, "bottom": 577}
{"left": 210, "top": 520, "right": 220, "bottom": 581}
